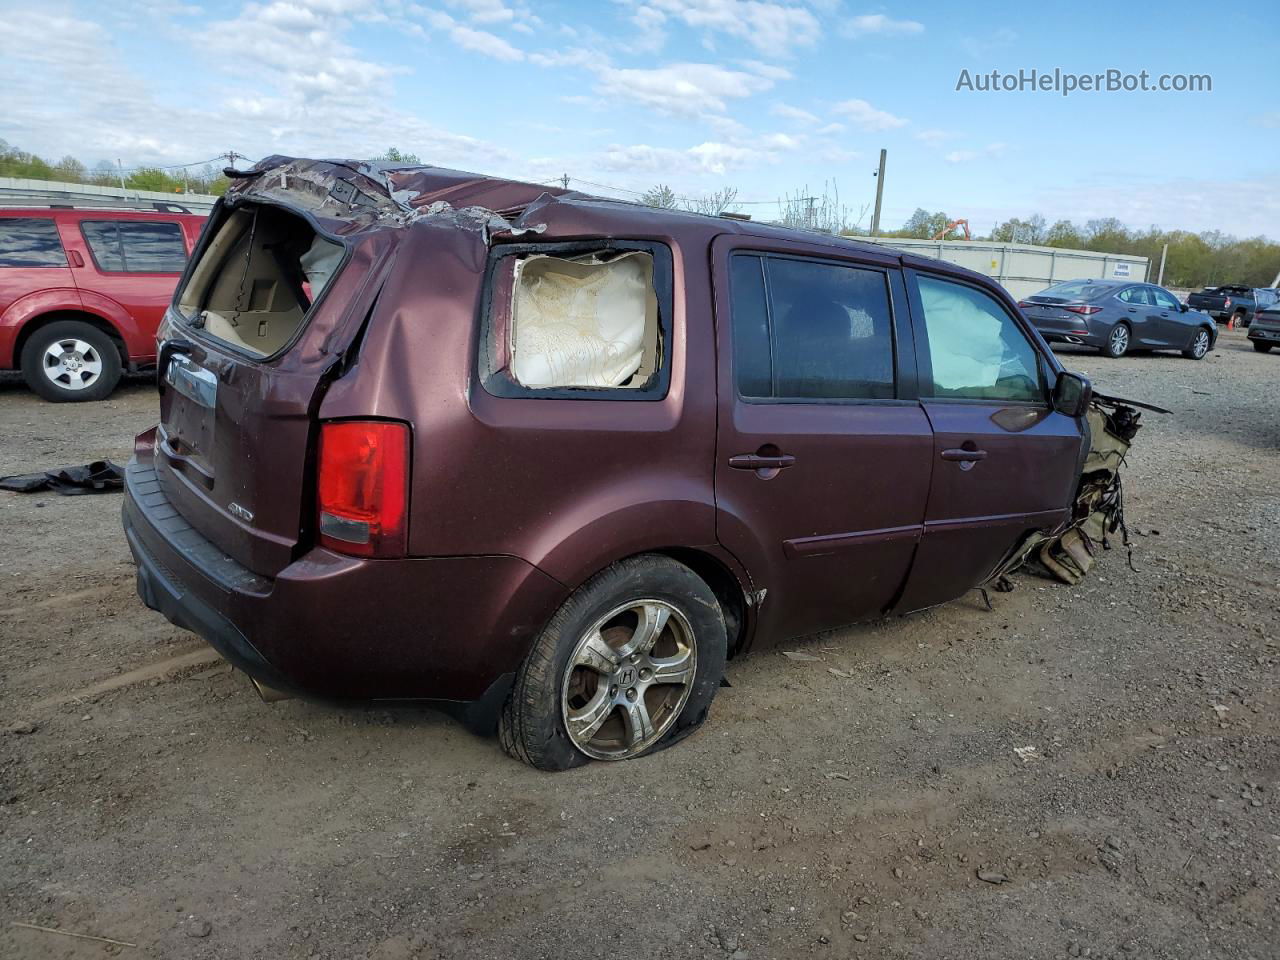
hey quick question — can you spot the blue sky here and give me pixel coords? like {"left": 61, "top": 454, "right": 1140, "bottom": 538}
{"left": 1, "top": 0, "right": 1277, "bottom": 236}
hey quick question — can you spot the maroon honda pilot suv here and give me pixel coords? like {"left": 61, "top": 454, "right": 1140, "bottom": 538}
{"left": 123, "top": 157, "right": 1092, "bottom": 770}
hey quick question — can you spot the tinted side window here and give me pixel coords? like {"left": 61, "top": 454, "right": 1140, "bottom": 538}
{"left": 1151, "top": 287, "right": 1179, "bottom": 309}
{"left": 916, "top": 274, "right": 1043, "bottom": 402}
{"left": 0, "top": 218, "right": 66, "bottom": 267}
{"left": 729, "top": 253, "right": 896, "bottom": 401}
{"left": 119, "top": 221, "right": 187, "bottom": 272}
{"left": 81, "top": 222, "right": 126, "bottom": 271}
{"left": 82, "top": 220, "right": 187, "bottom": 273}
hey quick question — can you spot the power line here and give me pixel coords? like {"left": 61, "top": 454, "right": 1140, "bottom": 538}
{"left": 561, "top": 175, "right": 785, "bottom": 207}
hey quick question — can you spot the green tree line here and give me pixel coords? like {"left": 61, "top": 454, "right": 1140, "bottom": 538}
{"left": 888, "top": 207, "right": 1279, "bottom": 289}
{"left": 0, "top": 139, "right": 230, "bottom": 196}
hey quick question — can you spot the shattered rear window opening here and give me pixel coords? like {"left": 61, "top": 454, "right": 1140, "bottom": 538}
{"left": 176, "top": 203, "right": 343, "bottom": 358}
{"left": 509, "top": 251, "right": 660, "bottom": 389}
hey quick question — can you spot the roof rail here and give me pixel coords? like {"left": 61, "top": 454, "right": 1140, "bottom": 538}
{"left": 0, "top": 201, "right": 198, "bottom": 215}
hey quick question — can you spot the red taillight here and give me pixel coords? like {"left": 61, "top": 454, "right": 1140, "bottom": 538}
{"left": 317, "top": 420, "right": 410, "bottom": 558}
{"left": 1065, "top": 305, "right": 1102, "bottom": 315}
{"left": 1223, "top": 297, "right": 1232, "bottom": 308}
{"left": 1017, "top": 300, "right": 1032, "bottom": 309}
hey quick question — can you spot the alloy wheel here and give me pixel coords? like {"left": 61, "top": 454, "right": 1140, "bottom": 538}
{"left": 42, "top": 338, "right": 104, "bottom": 391}
{"left": 1109, "top": 325, "right": 1129, "bottom": 355}
{"left": 1191, "top": 330, "right": 1210, "bottom": 358}
{"left": 560, "top": 599, "right": 697, "bottom": 760}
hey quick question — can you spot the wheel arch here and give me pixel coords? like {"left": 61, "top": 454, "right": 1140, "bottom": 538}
{"left": 552, "top": 545, "right": 753, "bottom": 660}
{"left": 14, "top": 310, "right": 129, "bottom": 369}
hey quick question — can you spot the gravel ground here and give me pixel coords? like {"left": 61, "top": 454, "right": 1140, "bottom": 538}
{"left": 1, "top": 330, "right": 1277, "bottom": 960}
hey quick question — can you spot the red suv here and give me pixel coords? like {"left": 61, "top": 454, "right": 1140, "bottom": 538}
{"left": 0, "top": 208, "right": 206, "bottom": 401}
{"left": 123, "top": 158, "right": 1092, "bottom": 770}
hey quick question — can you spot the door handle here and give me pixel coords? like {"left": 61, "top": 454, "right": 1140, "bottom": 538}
{"left": 68, "top": 250, "right": 85, "bottom": 268}
{"left": 1127, "top": 307, "right": 1137, "bottom": 313}
{"left": 729, "top": 453, "right": 797, "bottom": 471}
{"left": 941, "top": 448, "right": 988, "bottom": 462}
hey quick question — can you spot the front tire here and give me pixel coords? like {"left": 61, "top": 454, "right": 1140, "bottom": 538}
{"left": 1102, "top": 323, "right": 1130, "bottom": 358}
{"left": 500, "top": 555, "right": 727, "bottom": 771}
{"left": 1182, "top": 327, "right": 1212, "bottom": 360}
{"left": 20, "top": 320, "right": 122, "bottom": 402}
{"left": 1253, "top": 340, "right": 1273, "bottom": 353}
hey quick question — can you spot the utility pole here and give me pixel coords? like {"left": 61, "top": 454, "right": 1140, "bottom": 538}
{"left": 224, "top": 151, "right": 243, "bottom": 171}
{"left": 869, "top": 148, "right": 887, "bottom": 237}
{"left": 1157, "top": 243, "right": 1168, "bottom": 286}
{"left": 116, "top": 159, "right": 127, "bottom": 192}
{"left": 560, "top": 173, "right": 570, "bottom": 190}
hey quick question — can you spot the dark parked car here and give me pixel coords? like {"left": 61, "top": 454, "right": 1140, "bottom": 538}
{"left": 1020, "top": 279, "right": 1216, "bottom": 359}
{"left": 1186, "top": 285, "right": 1278, "bottom": 327}
{"left": 123, "top": 157, "right": 1093, "bottom": 770}
{"left": 1246, "top": 302, "right": 1280, "bottom": 352}
{"left": 0, "top": 207, "right": 207, "bottom": 401}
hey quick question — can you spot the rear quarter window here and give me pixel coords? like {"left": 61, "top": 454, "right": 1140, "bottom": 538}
{"left": 0, "top": 217, "right": 67, "bottom": 267}
{"left": 81, "top": 220, "right": 187, "bottom": 273}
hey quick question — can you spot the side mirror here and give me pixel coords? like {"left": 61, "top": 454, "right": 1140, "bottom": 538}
{"left": 1179, "top": 303, "right": 1190, "bottom": 312}
{"left": 1052, "top": 371, "right": 1092, "bottom": 418}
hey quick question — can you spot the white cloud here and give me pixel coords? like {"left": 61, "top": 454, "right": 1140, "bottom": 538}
{"left": 629, "top": 0, "right": 820, "bottom": 57}
{"left": 831, "top": 98, "right": 908, "bottom": 131}
{"left": 420, "top": 8, "right": 526, "bottom": 60}
{"left": 739, "top": 59, "right": 792, "bottom": 81}
{"left": 594, "top": 62, "right": 777, "bottom": 116}
{"left": 0, "top": 4, "right": 511, "bottom": 170}
{"left": 841, "top": 13, "right": 924, "bottom": 38}
{"left": 601, "top": 139, "right": 775, "bottom": 177}
{"left": 961, "top": 27, "right": 1017, "bottom": 58}
{"left": 772, "top": 102, "right": 820, "bottom": 125}
{"left": 944, "top": 142, "right": 1007, "bottom": 164}
{"left": 815, "top": 121, "right": 845, "bottom": 135}
{"left": 529, "top": 47, "right": 608, "bottom": 69}
{"left": 914, "top": 128, "right": 956, "bottom": 146}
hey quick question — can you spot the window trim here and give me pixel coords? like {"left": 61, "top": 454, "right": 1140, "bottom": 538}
{"left": 79, "top": 218, "right": 187, "bottom": 275}
{"left": 906, "top": 267, "right": 1051, "bottom": 407}
{"left": 728, "top": 249, "right": 904, "bottom": 407}
{"left": 0, "top": 216, "right": 68, "bottom": 268}
{"left": 477, "top": 238, "right": 675, "bottom": 402}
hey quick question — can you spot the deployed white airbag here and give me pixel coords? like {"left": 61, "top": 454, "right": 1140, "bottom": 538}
{"left": 510, "top": 251, "right": 658, "bottom": 389}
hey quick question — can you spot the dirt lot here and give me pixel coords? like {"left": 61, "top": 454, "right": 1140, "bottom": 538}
{"left": 1, "top": 331, "right": 1277, "bottom": 960}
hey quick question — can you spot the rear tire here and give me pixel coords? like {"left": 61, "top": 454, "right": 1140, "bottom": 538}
{"left": 1253, "top": 340, "right": 1273, "bottom": 353}
{"left": 499, "top": 555, "right": 727, "bottom": 771}
{"left": 1182, "top": 327, "right": 1212, "bottom": 360}
{"left": 1101, "top": 323, "right": 1130, "bottom": 358}
{"left": 20, "top": 320, "right": 122, "bottom": 402}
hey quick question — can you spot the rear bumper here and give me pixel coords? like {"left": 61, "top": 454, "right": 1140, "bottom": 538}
{"left": 122, "top": 444, "right": 569, "bottom": 730}
{"left": 1036, "top": 327, "right": 1101, "bottom": 348}
{"left": 1247, "top": 325, "right": 1280, "bottom": 342}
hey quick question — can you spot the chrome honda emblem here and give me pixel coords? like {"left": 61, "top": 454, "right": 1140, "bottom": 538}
{"left": 228, "top": 502, "right": 254, "bottom": 523}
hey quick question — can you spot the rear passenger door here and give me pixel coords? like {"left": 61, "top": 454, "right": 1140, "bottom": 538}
{"left": 711, "top": 236, "right": 934, "bottom": 644}
{"left": 72, "top": 218, "right": 190, "bottom": 361}
{"left": 894, "top": 267, "right": 1083, "bottom": 613}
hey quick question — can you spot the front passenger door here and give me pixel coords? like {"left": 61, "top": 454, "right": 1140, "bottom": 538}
{"left": 894, "top": 269, "right": 1084, "bottom": 613}
{"left": 1149, "top": 286, "right": 1184, "bottom": 346}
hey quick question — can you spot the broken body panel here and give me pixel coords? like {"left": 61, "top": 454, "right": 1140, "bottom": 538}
{"left": 124, "top": 156, "right": 1088, "bottom": 725}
